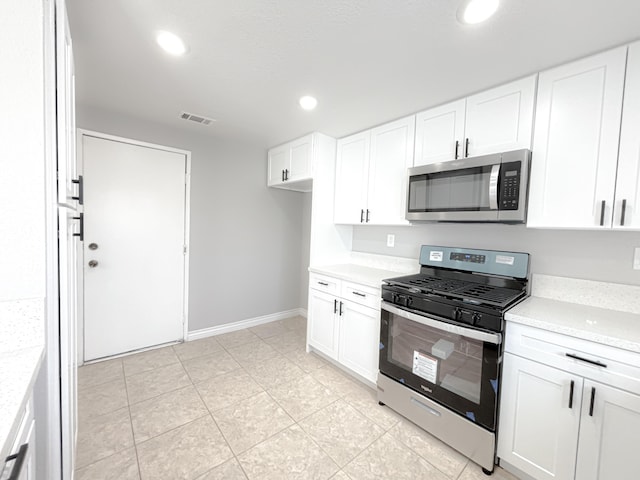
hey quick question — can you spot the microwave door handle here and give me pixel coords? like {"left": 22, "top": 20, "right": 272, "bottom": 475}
{"left": 489, "top": 164, "right": 500, "bottom": 210}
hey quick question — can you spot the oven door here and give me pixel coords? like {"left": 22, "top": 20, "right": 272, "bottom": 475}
{"left": 406, "top": 154, "right": 501, "bottom": 222}
{"left": 379, "top": 301, "right": 502, "bottom": 431}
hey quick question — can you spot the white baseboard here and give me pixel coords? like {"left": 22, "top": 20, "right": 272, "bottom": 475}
{"left": 187, "top": 308, "right": 306, "bottom": 341}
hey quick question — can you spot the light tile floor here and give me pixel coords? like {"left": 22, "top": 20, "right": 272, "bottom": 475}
{"left": 76, "top": 316, "right": 519, "bottom": 480}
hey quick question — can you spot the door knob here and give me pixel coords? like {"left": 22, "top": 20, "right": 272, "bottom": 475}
{"left": 88, "top": 243, "right": 98, "bottom": 250}
{"left": 88, "top": 260, "right": 98, "bottom": 268}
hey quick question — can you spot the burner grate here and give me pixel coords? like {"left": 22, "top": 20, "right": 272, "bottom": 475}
{"left": 388, "top": 273, "right": 524, "bottom": 307}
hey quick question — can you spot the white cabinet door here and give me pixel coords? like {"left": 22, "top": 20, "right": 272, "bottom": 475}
{"left": 58, "top": 207, "right": 78, "bottom": 477}
{"left": 615, "top": 41, "right": 640, "bottom": 230}
{"left": 334, "top": 131, "right": 370, "bottom": 224}
{"left": 338, "top": 300, "right": 380, "bottom": 383}
{"left": 289, "top": 134, "right": 313, "bottom": 182}
{"left": 308, "top": 289, "right": 339, "bottom": 359}
{"left": 464, "top": 75, "right": 536, "bottom": 158}
{"left": 497, "top": 353, "right": 581, "bottom": 480}
{"left": 56, "top": 0, "right": 77, "bottom": 207}
{"left": 366, "top": 116, "right": 414, "bottom": 225}
{"left": 575, "top": 380, "right": 640, "bottom": 480}
{"left": 414, "top": 100, "right": 465, "bottom": 166}
{"left": 267, "top": 144, "right": 289, "bottom": 186}
{"left": 528, "top": 47, "right": 627, "bottom": 228}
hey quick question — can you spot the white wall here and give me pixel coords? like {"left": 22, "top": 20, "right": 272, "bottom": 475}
{"left": 0, "top": 0, "right": 46, "bottom": 301}
{"left": 76, "top": 105, "right": 306, "bottom": 331}
{"left": 352, "top": 224, "right": 640, "bottom": 286}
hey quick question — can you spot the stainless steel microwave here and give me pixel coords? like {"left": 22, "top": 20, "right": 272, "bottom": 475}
{"left": 406, "top": 149, "right": 531, "bottom": 223}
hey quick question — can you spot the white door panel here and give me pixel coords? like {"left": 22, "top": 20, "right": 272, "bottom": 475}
{"left": 615, "top": 41, "right": 640, "bottom": 230}
{"left": 575, "top": 381, "right": 640, "bottom": 480}
{"left": 83, "top": 135, "right": 187, "bottom": 360}
{"left": 464, "top": 75, "right": 536, "bottom": 157}
{"left": 414, "top": 99, "right": 465, "bottom": 166}
{"left": 367, "top": 116, "right": 414, "bottom": 225}
{"left": 528, "top": 47, "right": 626, "bottom": 228}
{"left": 497, "top": 354, "right": 581, "bottom": 480}
{"left": 334, "top": 132, "right": 370, "bottom": 224}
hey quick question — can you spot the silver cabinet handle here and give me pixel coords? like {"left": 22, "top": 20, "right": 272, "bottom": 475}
{"left": 88, "top": 260, "right": 98, "bottom": 268}
{"left": 488, "top": 164, "right": 500, "bottom": 210}
{"left": 599, "top": 200, "right": 606, "bottom": 226}
{"left": 352, "top": 291, "right": 366, "bottom": 297}
{"left": 620, "top": 199, "right": 627, "bottom": 226}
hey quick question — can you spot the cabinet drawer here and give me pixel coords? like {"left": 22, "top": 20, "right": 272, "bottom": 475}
{"left": 506, "top": 322, "right": 640, "bottom": 395}
{"left": 309, "top": 273, "right": 340, "bottom": 294}
{"left": 341, "top": 281, "right": 380, "bottom": 309}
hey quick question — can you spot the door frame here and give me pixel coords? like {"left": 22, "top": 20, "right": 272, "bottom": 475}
{"left": 76, "top": 129, "right": 192, "bottom": 364}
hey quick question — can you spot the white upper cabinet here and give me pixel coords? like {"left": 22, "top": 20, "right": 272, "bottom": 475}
{"left": 334, "top": 116, "right": 414, "bottom": 225}
{"left": 366, "top": 117, "right": 415, "bottom": 225}
{"left": 615, "top": 41, "right": 640, "bottom": 230}
{"left": 414, "top": 99, "right": 465, "bottom": 166}
{"left": 334, "top": 131, "right": 370, "bottom": 224}
{"left": 267, "top": 133, "right": 314, "bottom": 191}
{"left": 413, "top": 76, "right": 536, "bottom": 167}
{"left": 464, "top": 75, "right": 536, "bottom": 157}
{"left": 527, "top": 47, "right": 627, "bottom": 229}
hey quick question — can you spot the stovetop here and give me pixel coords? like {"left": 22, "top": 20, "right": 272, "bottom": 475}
{"left": 384, "top": 273, "right": 526, "bottom": 309}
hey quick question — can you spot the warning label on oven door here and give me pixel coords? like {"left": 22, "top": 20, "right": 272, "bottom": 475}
{"left": 413, "top": 351, "right": 438, "bottom": 384}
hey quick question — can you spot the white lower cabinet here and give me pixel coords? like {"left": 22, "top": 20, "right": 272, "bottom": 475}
{"left": 307, "top": 273, "right": 380, "bottom": 383}
{"left": 498, "top": 354, "right": 581, "bottom": 480}
{"left": 498, "top": 323, "right": 640, "bottom": 480}
{"left": 2, "top": 397, "right": 36, "bottom": 480}
{"left": 575, "top": 380, "right": 640, "bottom": 480}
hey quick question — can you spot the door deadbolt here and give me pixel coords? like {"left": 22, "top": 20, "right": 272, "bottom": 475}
{"left": 88, "top": 260, "right": 98, "bottom": 268}
{"left": 88, "top": 243, "right": 98, "bottom": 250}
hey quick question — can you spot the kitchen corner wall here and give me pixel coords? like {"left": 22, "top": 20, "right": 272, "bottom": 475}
{"left": 353, "top": 224, "right": 640, "bottom": 286}
{"left": 300, "top": 193, "right": 312, "bottom": 311}
{"left": 76, "top": 105, "right": 305, "bottom": 332}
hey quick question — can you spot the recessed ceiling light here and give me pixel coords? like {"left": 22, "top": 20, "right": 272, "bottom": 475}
{"left": 156, "top": 30, "right": 187, "bottom": 56}
{"left": 299, "top": 96, "right": 318, "bottom": 111}
{"left": 458, "top": 0, "right": 500, "bottom": 25}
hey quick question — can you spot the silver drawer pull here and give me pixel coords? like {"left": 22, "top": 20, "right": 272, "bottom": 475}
{"left": 410, "top": 397, "right": 441, "bottom": 417}
{"left": 352, "top": 291, "right": 366, "bottom": 297}
{"left": 317, "top": 281, "right": 329, "bottom": 286}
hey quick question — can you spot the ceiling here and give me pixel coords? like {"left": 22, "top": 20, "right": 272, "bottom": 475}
{"left": 67, "top": 0, "right": 640, "bottom": 147}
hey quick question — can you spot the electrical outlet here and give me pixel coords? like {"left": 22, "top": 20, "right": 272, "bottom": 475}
{"left": 634, "top": 247, "right": 640, "bottom": 270}
{"left": 387, "top": 234, "right": 395, "bottom": 247}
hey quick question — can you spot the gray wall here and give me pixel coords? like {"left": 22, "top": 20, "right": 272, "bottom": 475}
{"left": 353, "top": 224, "right": 640, "bottom": 286}
{"left": 300, "top": 193, "right": 312, "bottom": 310}
{"left": 77, "top": 105, "right": 306, "bottom": 331}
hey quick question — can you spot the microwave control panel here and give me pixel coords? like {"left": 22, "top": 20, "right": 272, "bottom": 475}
{"left": 500, "top": 161, "right": 521, "bottom": 210}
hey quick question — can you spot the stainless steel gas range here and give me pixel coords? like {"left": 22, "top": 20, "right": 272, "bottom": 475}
{"left": 377, "top": 245, "right": 529, "bottom": 475}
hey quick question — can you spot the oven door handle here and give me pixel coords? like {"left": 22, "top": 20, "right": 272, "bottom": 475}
{"left": 488, "top": 163, "right": 500, "bottom": 211}
{"left": 381, "top": 301, "right": 502, "bottom": 345}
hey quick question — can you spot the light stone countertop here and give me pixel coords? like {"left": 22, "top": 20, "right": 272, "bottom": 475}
{"left": 309, "top": 263, "right": 418, "bottom": 289}
{"left": 506, "top": 296, "right": 640, "bottom": 353}
{"left": 0, "top": 298, "right": 45, "bottom": 462}
{"left": 505, "top": 274, "right": 640, "bottom": 354}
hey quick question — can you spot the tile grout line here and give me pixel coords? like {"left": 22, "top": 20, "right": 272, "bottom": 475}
{"left": 121, "top": 361, "right": 144, "bottom": 480}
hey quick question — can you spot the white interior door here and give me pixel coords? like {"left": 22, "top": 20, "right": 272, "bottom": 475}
{"left": 82, "top": 134, "right": 188, "bottom": 360}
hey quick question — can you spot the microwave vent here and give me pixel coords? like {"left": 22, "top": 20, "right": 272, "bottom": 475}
{"left": 180, "top": 111, "right": 216, "bottom": 126}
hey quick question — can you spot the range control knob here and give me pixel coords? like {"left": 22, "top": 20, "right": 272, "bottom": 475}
{"left": 471, "top": 313, "right": 482, "bottom": 325}
{"left": 451, "top": 308, "right": 461, "bottom": 321}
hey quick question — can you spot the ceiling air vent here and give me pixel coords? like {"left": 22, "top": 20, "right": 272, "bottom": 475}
{"left": 180, "top": 111, "right": 216, "bottom": 126}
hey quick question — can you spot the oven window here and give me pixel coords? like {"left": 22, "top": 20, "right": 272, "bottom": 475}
{"left": 408, "top": 165, "right": 493, "bottom": 212}
{"left": 389, "top": 315, "right": 483, "bottom": 404}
